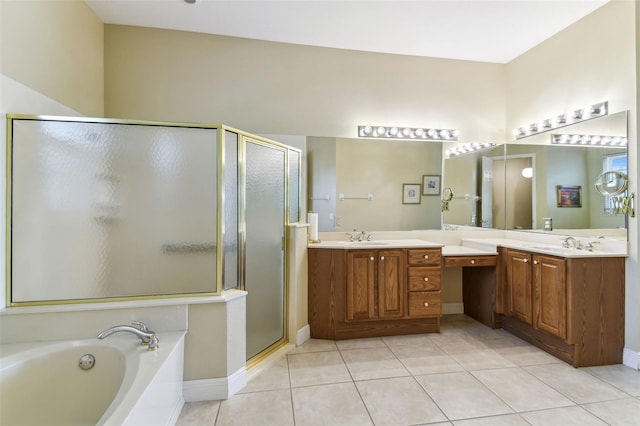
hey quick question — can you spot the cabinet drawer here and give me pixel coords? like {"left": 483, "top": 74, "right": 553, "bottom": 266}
{"left": 408, "top": 249, "right": 441, "bottom": 266}
{"left": 444, "top": 256, "right": 497, "bottom": 268}
{"left": 408, "top": 291, "right": 442, "bottom": 317}
{"left": 408, "top": 267, "right": 441, "bottom": 291}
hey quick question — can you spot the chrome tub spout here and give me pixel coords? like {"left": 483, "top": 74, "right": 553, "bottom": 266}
{"left": 97, "top": 322, "right": 159, "bottom": 351}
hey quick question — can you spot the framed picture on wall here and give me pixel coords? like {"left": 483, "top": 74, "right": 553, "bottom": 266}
{"left": 422, "top": 175, "right": 441, "bottom": 195}
{"left": 403, "top": 183, "right": 422, "bottom": 204}
{"left": 556, "top": 185, "right": 582, "bottom": 207}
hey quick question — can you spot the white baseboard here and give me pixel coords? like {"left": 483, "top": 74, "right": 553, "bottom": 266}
{"left": 443, "top": 302, "right": 464, "bottom": 315}
{"left": 296, "top": 324, "right": 310, "bottom": 346}
{"left": 622, "top": 348, "right": 640, "bottom": 370}
{"left": 183, "top": 367, "right": 247, "bottom": 402}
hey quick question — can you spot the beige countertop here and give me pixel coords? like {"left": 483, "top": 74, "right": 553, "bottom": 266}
{"left": 307, "top": 239, "right": 443, "bottom": 250}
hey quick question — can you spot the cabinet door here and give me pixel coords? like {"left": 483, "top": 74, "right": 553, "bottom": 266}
{"left": 346, "top": 250, "right": 377, "bottom": 321}
{"left": 377, "top": 250, "right": 406, "bottom": 319}
{"left": 533, "top": 255, "right": 566, "bottom": 339}
{"left": 506, "top": 249, "right": 532, "bottom": 325}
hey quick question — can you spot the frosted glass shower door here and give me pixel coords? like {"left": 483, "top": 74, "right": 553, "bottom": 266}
{"left": 245, "top": 139, "right": 287, "bottom": 360}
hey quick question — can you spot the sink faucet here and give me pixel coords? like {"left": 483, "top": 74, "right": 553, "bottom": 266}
{"left": 97, "top": 321, "right": 159, "bottom": 351}
{"left": 346, "top": 229, "right": 371, "bottom": 242}
{"left": 562, "top": 236, "right": 582, "bottom": 249}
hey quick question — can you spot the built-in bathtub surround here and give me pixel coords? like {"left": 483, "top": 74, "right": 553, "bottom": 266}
{"left": 1, "top": 331, "right": 186, "bottom": 425}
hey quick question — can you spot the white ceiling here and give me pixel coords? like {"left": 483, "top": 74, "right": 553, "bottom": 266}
{"left": 85, "top": 0, "right": 609, "bottom": 64}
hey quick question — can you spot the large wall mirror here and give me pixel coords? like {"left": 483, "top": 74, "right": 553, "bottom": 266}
{"left": 442, "top": 111, "right": 628, "bottom": 237}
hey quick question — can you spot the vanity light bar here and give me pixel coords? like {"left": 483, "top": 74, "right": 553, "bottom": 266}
{"left": 358, "top": 125, "right": 459, "bottom": 141}
{"left": 445, "top": 142, "right": 496, "bottom": 158}
{"left": 552, "top": 134, "right": 628, "bottom": 147}
{"left": 512, "top": 101, "right": 608, "bottom": 140}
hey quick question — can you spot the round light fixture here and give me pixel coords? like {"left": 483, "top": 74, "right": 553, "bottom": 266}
{"left": 521, "top": 167, "right": 533, "bottom": 179}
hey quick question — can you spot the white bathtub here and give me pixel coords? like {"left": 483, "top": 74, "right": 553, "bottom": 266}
{"left": 0, "top": 331, "right": 186, "bottom": 426}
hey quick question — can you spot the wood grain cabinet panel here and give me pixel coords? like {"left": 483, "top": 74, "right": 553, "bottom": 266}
{"left": 408, "top": 267, "right": 441, "bottom": 291}
{"left": 533, "top": 255, "right": 566, "bottom": 339}
{"left": 408, "top": 291, "right": 442, "bottom": 317}
{"left": 408, "top": 249, "right": 441, "bottom": 266}
{"left": 346, "top": 250, "right": 377, "bottom": 321}
{"left": 377, "top": 250, "right": 406, "bottom": 319}
{"left": 505, "top": 249, "right": 533, "bottom": 325}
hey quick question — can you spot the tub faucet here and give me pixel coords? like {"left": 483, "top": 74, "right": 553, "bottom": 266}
{"left": 97, "top": 322, "right": 159, "bottom": 351}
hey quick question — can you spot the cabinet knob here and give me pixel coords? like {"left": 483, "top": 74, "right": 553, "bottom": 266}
{"left": 533, "top": 260, "right": 539, "bottom": 265}
{"left": 380, "top": 256, "right": 385, "bottom": 260}
{"left": 424, "top": 255, "right": 429, "bottom": 259}
{"left": 424, "top": 302, "right": 429, "bottom": 307}
{"left": 370, "top": 257, "right": 374, "bottom": 261}
{"left": 523, "top": 258, "right": 528, "bottom": 263}
{"left": 470, "top": 259, "right": 475, "bottom": 264}
{"left": 423, "top": 277, "right": 429, "bottom": 282}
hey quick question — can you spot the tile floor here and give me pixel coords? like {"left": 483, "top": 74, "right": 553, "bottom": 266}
{"left": 177, "top": 315, "right": 640, "bottom": 426}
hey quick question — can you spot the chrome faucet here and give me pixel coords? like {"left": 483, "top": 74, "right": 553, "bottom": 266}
{"left": 562, "top": 236, "right": 582, "bottom": 249}
{"left": 97, "top": 321, "right": 159, "bottom": 351}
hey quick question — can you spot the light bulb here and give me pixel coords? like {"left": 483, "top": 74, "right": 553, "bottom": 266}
{"left": 376, "top": 126, "right": 386, "bottom": 136}
{"left": 521, "top": 167, "right": 533, "bottom": 178}
{"left": 427, "top": 129, "right": 437, "bottom": 138}
{"left": 414, "top": 128, "right": 424, "bottom": 137}
{"left": 402, "top": 128, "right": 411, "bottom": 137}
{"left": 439, "top": 130, "right": 450, "bottom": 139}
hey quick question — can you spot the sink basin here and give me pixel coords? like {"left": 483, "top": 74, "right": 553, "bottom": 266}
{"left": 346, "top": 241, "right": 389, "bottom": 246}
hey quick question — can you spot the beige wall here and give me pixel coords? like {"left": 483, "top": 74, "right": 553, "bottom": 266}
{"left": 506, "top": 0, "right": 638, "bottom": 358}
{"left": 0, "top": 0, "right": 104, "bottom": 116}
{"left": 104, "top": 25, "right": 505, "bottom": 140}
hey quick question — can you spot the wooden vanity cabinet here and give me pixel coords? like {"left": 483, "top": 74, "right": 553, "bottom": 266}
{"left": 345, "top": 249, "right": 405, "bottom": 321}
{"left": 308, "top": 247, "right": 442, "bottom": 340}
{"left": 501, "top": 248, "right": 625, "bottom": 367}
{"left": 505, "top": 249, "right": 533, "bottom": 325}
{"left": 407, "top": 248, "right": 442, "bottom": 318}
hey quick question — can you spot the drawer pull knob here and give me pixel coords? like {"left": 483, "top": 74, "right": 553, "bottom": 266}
{"left": 424, "top": 302, "right": 429, "bottom": 307}
{"left": 424, "top": 277, "right": 429, "bottom": 282}
{"left": 370, "top": 257, "right": 374, "bottom": 261}
{"left": 424, "top": 255, "right": 429, "bottom": 259}
{"left": 533, "top": 260, "right": 539, "bottom": 265}
{"left": 523, "top": 258, "right": 528, "bottom": 263}
{"left": 380, "top": 256, "right": 385, "bottom": 260}
{"left": 470, "top": 259, "right": 475, "bottom": 264}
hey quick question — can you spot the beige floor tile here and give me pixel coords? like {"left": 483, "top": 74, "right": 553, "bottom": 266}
{"left": 520, "top": 406, "right": 608, "bottom": 425}
{"left": 415, "top": 371, "right": 513, "bottom": 420}
{"left": 450, "top": 349, "right": 516, "bottom": 370}
{"left": 341, "top": 347, "right": 410, "bottom": 380}
{"left": 582, "top": 397, "right": 640, "bottom": 426}
{"left": 292, "top": 382, "right": 373, "bottom": 426}
{"left": 400, "top": 354, "right": 466, "bottom": 375}
{"left": 356, "top": 377, "right": 447, "bottom": 425}
{"left": 335, "top": 337, "right": 386, "bottom": 350}
{"left": 382, "top": 333, "right": 434, "bottom": 348}
{"left": 525, "top": 363, "right": 630, "bottom": 404}
{"left": 287, "top": 338, "right": 338, "bottom": 354}
{"left": 239, "top": 356, "right": 290, "bottom": 393}
{"left": 215, "top": 389, "right": 294, "bottom": 426}
{"left": 471, "top": 367, "right": 574, "bottom": 412}
{"left": 176, "top": 400, "right": 219, "bottom": 426}
{"left": 287, "top": 350, "right": 351, "bottom": 387}
{"left": 583, "top": 364, "right": 640, "bottom": 396}
{"left": 452, "top": 414, "right": 529, "bottom": 425}
{"left": 495, "top": 345, "right": 563, "bottom": 366}
{"left": 388, "top": 343, "right": 447, "bottom": 359}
